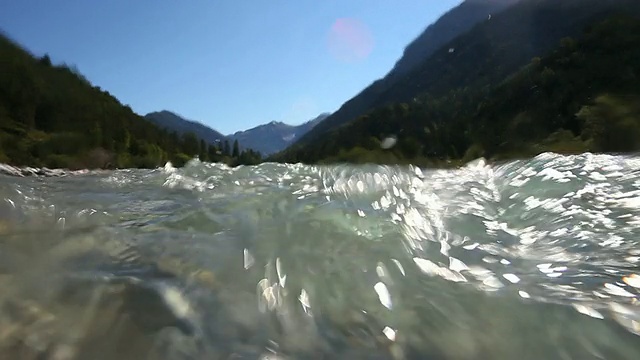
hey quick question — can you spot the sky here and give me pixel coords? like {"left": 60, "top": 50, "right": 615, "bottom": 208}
{"left": 0, "top": 0, "right": 460, "bottom": 135}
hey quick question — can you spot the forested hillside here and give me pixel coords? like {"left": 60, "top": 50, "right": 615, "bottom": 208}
{"left": 287, "top": 0, "right": 640, "bottom": 156}
{"left": 0, "top": 34, "right": 261, "bottom": 169}
{"left": 272, "top": 15, "right": 640, "bottom": 166}
{"left": 291, "top": 0, "right": 521, "bottom": 149}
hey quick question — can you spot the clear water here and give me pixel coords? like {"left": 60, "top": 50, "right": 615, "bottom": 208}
{"left": 1, "top": 153, "right": 639, "bottom": 359}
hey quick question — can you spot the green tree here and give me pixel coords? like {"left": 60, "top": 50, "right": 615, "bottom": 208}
{"left": 181, "top": 132, "right": 199, "bottom": 156}
{"left": 223, "top": 140, "right": 230, "bottom": 156}
{"left": 207, "top": 144, "right": 219, "bottom": 162}
{"left": 232, "top": 139, "right": 240, "bottom": 158}
{"left": 39, "top": 54, "right": 52, "bottom": 66}
{"left": 578, "top": 94, "right": 640, "bottom": 152}
{"left": 199, "top": 139, "right": 207, "bottom": 161}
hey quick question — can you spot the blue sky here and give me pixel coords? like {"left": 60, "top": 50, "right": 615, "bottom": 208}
{"left": 0, "top": 0, "right": 460, "bottom": 135}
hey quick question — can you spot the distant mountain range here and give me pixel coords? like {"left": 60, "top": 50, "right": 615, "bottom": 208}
{"left": 144, "top": 110, "right": 329, "bottom": 155}
{"left": 227, "top": 113, "right": 329, "bottom": 155}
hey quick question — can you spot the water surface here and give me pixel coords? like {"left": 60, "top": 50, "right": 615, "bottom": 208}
{"left": 1, "top": 153, "right": 640, "bottom": 359}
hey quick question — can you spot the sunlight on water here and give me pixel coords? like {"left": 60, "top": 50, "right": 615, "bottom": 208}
{"left": 0, "top": 153, "right": 640, "bottom": 359}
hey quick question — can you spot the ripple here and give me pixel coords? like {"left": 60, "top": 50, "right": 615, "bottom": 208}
{"left": 0, "top": 153, "right": 640, "bottom": 358}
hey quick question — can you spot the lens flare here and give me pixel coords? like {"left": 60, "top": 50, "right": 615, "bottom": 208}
{"left": 327, "top": 18, "right": 374, "bottom": 63}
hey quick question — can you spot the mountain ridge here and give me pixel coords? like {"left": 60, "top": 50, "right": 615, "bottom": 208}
{"left": 144, "top": 110, "right": 226, "bottom": 145}
{"left": 288, "top": 0, "right": 522, "bottom": 149}
{"left": 145, "top": 109, "right": 330, "bottom": 155}
{"left": 387, "top": 0, "right": 522, "bottom": 79}
{"left": 272, "top": 0, "right": 640, "bottom": 164}
{"left": 281, "top": 0, "right": 640, "bottom": 157}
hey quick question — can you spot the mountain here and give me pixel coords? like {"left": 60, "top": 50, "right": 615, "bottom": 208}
{"left": 288, "top": 0, "right": 522, "bottom": 149}
{"left": 143, "top": 110, "right": 328, "bottom": 156}
{"left": 276, "top": 0, "right": 640, "bottom": 162}
{"left": 293, "top": 112, "right": 330, "bottom": 137}
{"left": 144, "top": 110, "right": 226, "bottom": 145}
{"left": 272, "top": 3, "right": 640, "bottom": 165}
{"left": 144, "top": 110, "right": 328, "bottom": 156}
{"left": 228, "top": 113, "right": 329, "bottom": 155}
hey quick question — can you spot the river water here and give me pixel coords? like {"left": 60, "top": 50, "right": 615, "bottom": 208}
{"left": 0, "top": 153, "right": 639, "bottom": 359}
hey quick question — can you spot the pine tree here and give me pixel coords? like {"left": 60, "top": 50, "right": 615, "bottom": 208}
{"left": 232, "top": 139, "right": 240, "bottom": 158}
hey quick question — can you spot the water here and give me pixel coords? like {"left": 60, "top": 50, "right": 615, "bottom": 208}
{"left": 1, "top": 153, "right": 640, "bottom": 359}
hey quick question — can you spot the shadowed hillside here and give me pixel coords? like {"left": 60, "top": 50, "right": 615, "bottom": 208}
{"left": 272, "top": 14, "right": 640, "bottom": 166}
{"left": 285, "top": 0, "right": 640, "bottom": 158}
{"left": 291, "top": 0, "right": 522, "bottom": 150}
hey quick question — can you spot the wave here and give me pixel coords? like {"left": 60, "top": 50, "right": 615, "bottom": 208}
{"left": 0, "top": 153, "right": 639, "bottom": 359}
